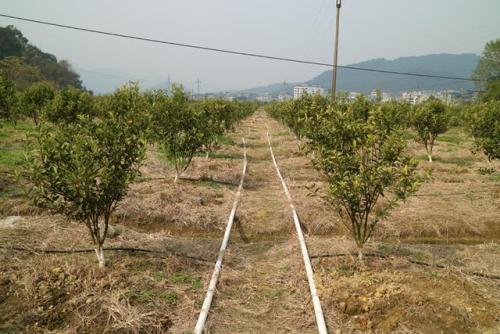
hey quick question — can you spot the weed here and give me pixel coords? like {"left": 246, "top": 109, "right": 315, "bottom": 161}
{"left": 207, "top": 152, "right": 240, "bottom": 160}
{"left": 478, "top": 167, "right": 495, "bottom": 175}
{"left": 403, "top": 131, "right": 416, "bottom": 141}
{"left": 336, "top": 263, "right": 355, "bottom": 276}
{"left": 438, "top": 134, "right": 466, "bottom": 145}
{"left": 171, "top": 272, "right": 202, "bottom": 289}
{"left": 488, "top": 173, "right": 500, "bottom": 182}
{"left": 217, "top": 134, "right": 235, "bottom": 146}
{"left": 153, "top": 271, "right": 166, "bottom": 282}
{"left": 377, "top": 243, "right": 425, "bottom": 261}
{"left": 273, "top": 131, "right": 289, "bottom": 137}
{"left": 415, "top": 154, "right": 474, "bottom": 166}
{"left": 280, "top": 265, "right": 291, "bottom": 272}
{"left": 268, "top": 290, "right": 284, "bottom": 299}
{"left": 126, "top": 289, "right": 178, "bottom": 305}
{"left": 196, "top": 179, "right": 221, "bottom": 189}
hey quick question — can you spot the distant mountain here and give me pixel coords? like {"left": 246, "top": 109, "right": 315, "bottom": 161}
{"left": 240, "top": 53, "right": 479, "bottom": 95}
{"left": 237, "top": 81, "right": 302, "bottom": 95}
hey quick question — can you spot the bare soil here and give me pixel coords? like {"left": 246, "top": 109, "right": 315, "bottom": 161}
{"left": 0, "top": 110, "right": 499, "bottom": 333}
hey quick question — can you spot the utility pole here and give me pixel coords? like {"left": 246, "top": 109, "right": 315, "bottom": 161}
{"left": 331, "top": 0, "right": 342, "bottom": 101}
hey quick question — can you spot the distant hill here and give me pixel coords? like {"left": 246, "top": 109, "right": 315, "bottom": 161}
{"left": 240, "top": 53, "right": 479, "bottom": 95}
{"left": 237, "top": 81, "right": 302, "bottom": 95}
{"left": 0, "top": 25, "right": 83, "bottom": 89}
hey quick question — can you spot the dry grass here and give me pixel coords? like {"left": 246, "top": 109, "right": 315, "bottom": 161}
{"left": 115, "top": 144, "right": 244, "bottom": 236}
{"left": 305, "top": 237, "right": 500, "bottom": 333}
{"left": 0, "top": 215, "right": 219, "bottom": 333}
{"left": 203, "top": 113, "right": 319, "bottom": 333}
{"left": 1, "top": 110, "right": 499, "bottom": 333}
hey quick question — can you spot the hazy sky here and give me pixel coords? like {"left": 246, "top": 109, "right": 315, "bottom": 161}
{"left": 1, "top": 0, "right": 499, "bottom": 92}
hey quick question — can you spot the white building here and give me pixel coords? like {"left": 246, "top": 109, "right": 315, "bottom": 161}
{"left": 256, "top": 95, "right": 273, "bottom": 103}
{"left": 370, "top": 90, "right": 392, "bottom": 102}
{"left": 293, "top": 86, "right": 325, "bottom": 99}
{"left": 347, "top": 91, "right": 361, "bottom": 101}
{"left": 436, "top": 90, "right": 460, "bottom": 104}
{"left": 401, "top": 91, "right": 431, "bottom": 105}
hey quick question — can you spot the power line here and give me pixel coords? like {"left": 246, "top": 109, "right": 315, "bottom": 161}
{"left": 0, "top": 13, "right": 485, "bottom": 82}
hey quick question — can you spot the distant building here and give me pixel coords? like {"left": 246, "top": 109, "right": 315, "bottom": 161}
{"left": 347, "top": 91, "right": 361, "bottom": 101}
{"left": 435, "top": 90, "right": 461, "bottom": 104}
{"left": 278, "top": 93, "right": 292, "bottom": 102}
{"left": 256, "top": 94, "right": 273, "bottom": 103}
{"left": 293, "top": 86, "right": 325, "bottom": 99}
{"left": 370, "top": 90, "right": 392, "bottom": 102}
{"left": 401, "top": 91, "right": 431, "bottom": 105}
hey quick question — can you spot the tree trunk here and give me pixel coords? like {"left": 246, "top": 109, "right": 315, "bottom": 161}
{"left": 174, "top": 172, "right": 179, "bottom": 183}
{"left": 95, "top": 245, "right": 106, "bottom": 269}
{"left": 206, "top": 151, "right": 210, "bottom": 159}
{"left": 428, "top": 154, "right": 433, "bottom": 162}
{"left": 358, "top": 248, "right": 364, "bottom": 263}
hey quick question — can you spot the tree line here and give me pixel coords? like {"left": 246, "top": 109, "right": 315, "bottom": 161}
{"left": 0, "top": 75, "right": 256, "bottom": 268}
{"left": 266, "top": 94, "right": 498, "bottom": 261}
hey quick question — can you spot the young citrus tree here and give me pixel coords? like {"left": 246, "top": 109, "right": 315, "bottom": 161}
{"left": 469, "top": 101, "right": 499, "bottom": 161}
{"left": 0, "top": 71, "right": 16, "bottom": 124}
{"left": 150, "top": 85, "right": 207, "bottom": 182}
{"left": 411, "top": 97, "right": 449, "bottom": 162}
{"left": 198, "top": 99, "right": 236, "bottom": 158}
{"left": 18, "top": 81, "right": 56, "bottom": 125}
{"left": 305, "top": 103, "right": 419, "bottom": 261}
{"left": 44, "top": 86, "right": 94, "bottom": 124}
{"left": 28, "top": 83, "right": 147, "bottom": 268}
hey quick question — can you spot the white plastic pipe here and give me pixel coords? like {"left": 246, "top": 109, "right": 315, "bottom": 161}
{"left": 194, "top": 138, "right": 247, "bottom": 334}
{"left": 266, "top": 129, "right": 329, "bottom": 334}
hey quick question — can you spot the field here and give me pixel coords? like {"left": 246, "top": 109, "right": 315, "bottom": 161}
{"left": 0, "top": 110, "right": 499, "bottom": 333}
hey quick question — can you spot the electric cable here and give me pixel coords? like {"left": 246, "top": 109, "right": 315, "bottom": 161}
{"left": 0, "top": 13, "right": 485, "bottom": 82}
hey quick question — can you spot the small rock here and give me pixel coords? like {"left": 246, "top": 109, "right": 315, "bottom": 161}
{"left": 0, "top": 216, "right": 23, "bottom": 228}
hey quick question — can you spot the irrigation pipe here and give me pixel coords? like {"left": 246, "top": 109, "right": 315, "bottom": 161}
{"left": 193, "top": 138, "right": 247, "bottom": 334}
{"left": 311, "top": 252, "right": 500, "bottom": 280}
{"left": 0, "top": 245, "right": 209, "bottom": 262}
{"left": 266, "top": 129, "right": 328, "bottom": 334}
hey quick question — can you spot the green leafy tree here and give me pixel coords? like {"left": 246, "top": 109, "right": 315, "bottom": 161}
{"left": 198, "top": 99, "right": 236, "bottom": 158}
{"left": 45, "top": 86, "right": 93, "bottom": 124}
{"left": 473, "top": 39, "right": 500, "bottom": 101}
{"left": 0, "top": 57, "right": 42, "bottom": 90}
{"left": 28, "top": 83, "right": 147, "bottom": 268}
{"left": 151, "top": 85, "right": 207, "bottom": 182}
{"left": 0, "top": 71, "right": 16, "bottom": 124}
{"left": 18, "top": 81, "right": 56, "bottom": 125}
{"left": 0, "top": 25, "right": 82, "bottom": 89}
{"left": 469, "top": 101, "right": 500, "bottom": 161}
{"left": 305, "top": 104, "right": 419, "bottom": 261}
{"left": 411, "top": 97, "right": 449, "bottom": 162}
{"left": 0, "top": 25, "right": 28, "bottom": 59}
{"left": 482, "top": 77, "right": 500, "bottom": 102}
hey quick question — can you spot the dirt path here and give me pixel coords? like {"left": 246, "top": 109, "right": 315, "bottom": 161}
{"left": 204, "top": 110, "right": 319, "bottom": 333}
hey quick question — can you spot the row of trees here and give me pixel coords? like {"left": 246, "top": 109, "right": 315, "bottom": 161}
{"left": 266, "top": 94, "right": 498, "bottom": 260}
{"left": 1, "top": 76, "right": 255, "bottom": 267}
